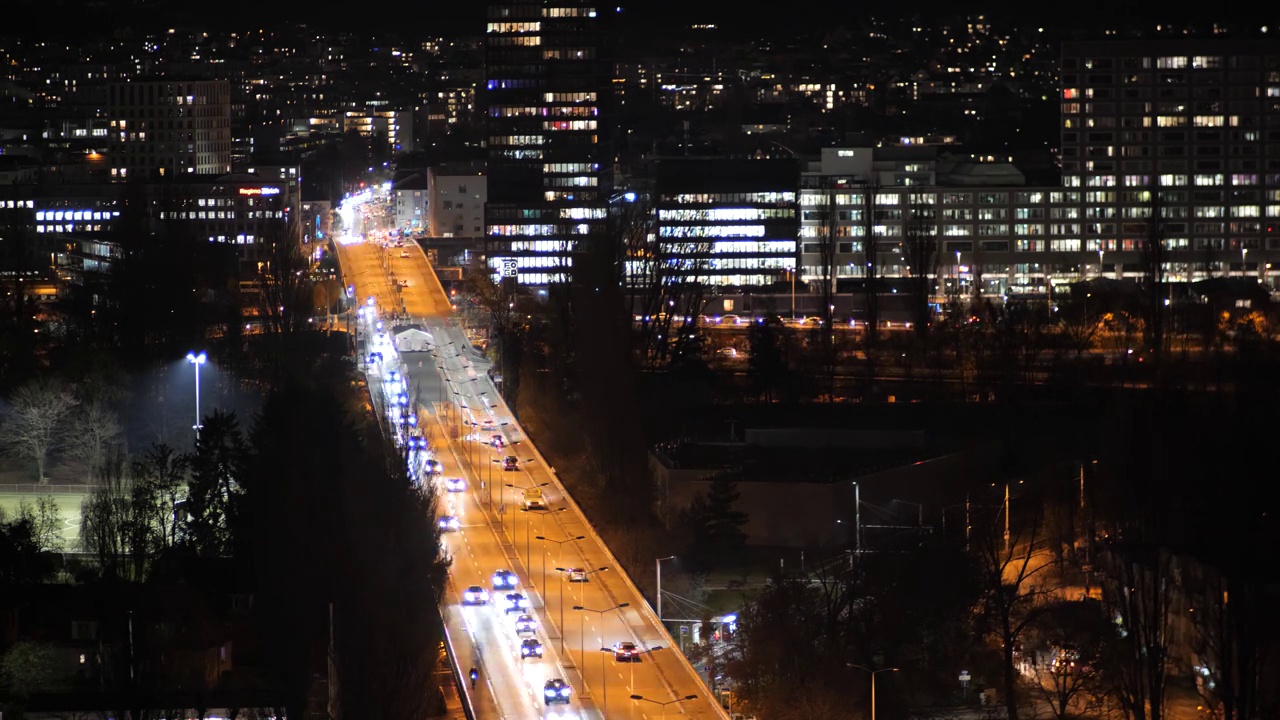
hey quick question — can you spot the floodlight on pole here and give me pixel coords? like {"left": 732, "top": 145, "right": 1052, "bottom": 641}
{"left": 185, "top": 351, "right": 207, "bottom": 440}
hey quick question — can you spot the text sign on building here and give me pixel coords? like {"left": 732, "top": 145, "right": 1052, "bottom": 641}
{"left": 501, "top": 259, "right": 518, "bottom": 278}
{"left": 239, "top": 187, "right": 281, "bottom": 197}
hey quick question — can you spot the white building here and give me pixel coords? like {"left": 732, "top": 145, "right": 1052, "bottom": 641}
{"left": 392, "top": 174, "right": 430, "bottom": 233}
{"left": 428, "top": 163, "right": 486, "bottom": 238}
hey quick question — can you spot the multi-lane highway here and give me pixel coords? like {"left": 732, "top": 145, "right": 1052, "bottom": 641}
{"left": 334, "top": 189, "right": 728, "bottom": 720}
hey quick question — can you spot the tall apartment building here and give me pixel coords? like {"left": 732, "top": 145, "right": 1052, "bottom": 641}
{"left": 483, "top": 0, "right": 611, "bottom": 284}
{"left": 107, "top": 79, "right": 232, "bottom": 180}
{"left": 1060, "top": 39, "right": 1280, "bottom": 282}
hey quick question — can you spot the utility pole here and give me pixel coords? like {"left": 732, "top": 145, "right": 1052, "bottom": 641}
{"left": 1004, "top": 482, "right": 1011, "bottom": 554}
{"left": 855, "top": 482, "right": 862, "bottom": 553}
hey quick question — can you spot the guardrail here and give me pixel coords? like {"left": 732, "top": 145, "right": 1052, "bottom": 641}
{"left": 439, "top": 614, "right": 477, "bottom": 720}
{"left": 0, "top": 484, "right": 95, "bottom": 495}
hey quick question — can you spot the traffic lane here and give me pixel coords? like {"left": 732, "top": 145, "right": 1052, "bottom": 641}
{"left": 434, "top": 420, "right": 541, "bottom": 720}
{"left": 425, "top": 328, "right": 723, "bottom": 719}
{"left": 433, "top": 415, "right": 588, "bottom": 720}
{"left": 513, "top": 459, "right": 723, "bottom": 718}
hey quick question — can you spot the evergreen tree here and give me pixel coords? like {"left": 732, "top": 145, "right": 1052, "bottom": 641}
{"left": 182, "top": 410, "right": 248, "bottom": 557}
{"left": 684, "top": 475, "right": 749, "bottom": 575}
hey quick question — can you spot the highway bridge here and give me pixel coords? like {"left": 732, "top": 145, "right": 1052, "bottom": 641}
{"left": 335, "top": 203, "right": 729, "bottom": 720}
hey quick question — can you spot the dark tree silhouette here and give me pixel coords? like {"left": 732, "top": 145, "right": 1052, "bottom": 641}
{"left": 181, "top": 410, "right": 248, "bottom": 558}
{"left": 681, "top": 475, "right": 749, "bottom": 575}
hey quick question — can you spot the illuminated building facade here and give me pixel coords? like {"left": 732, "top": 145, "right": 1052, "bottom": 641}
{"left": 651, "top": 158, "right": 800, "bottom": 287}
{"left": 1059, "top": 40, "right": 1280, "bottom": 285}
{"left": 107, "top": 79, "right": 232, "bottom": 179}
{"left": 342, "top": 110, "right": 415, "bottom": 154}
{"left": 483, "top": 0, "right": 611, "bottom": 284}
{"left": 0, "top": 174, "right": 298, "bottom": 284}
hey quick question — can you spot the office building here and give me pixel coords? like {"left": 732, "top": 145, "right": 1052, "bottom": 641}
{"left": 342, "top": 109, "right": 415, "bottom": 154}
{"left": 1, "top": 174, "right": 298, "bottom": 284}
{"left": 483, "top": 0, "right": 611, "bottom": 284}
{"left": 652, "top": 158, "right": 800, "bottom": 287}
{"left": 107, "top": 79, "right": 232, "bottom": 179}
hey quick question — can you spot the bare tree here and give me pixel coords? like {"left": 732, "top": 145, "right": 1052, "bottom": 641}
{"left": 812, "top": 181, "right": 839, "bottom": 399}
{"left": 973, "top": 492, "right": 1057, "bottom": 720}
{"left": 0, "top": 378, "right": 78, "bottom": 483}
{"left": 1186, "top": 564, "right": 1274, "bottom": 720}
{"left": 64, "top": 399, "right": 124, "bottom": 483}
{"left": 1097, "top": 546, "right": 1174, "bottom": 720}
{"left": 860, "top": 187, "right": 882, "bottom": 392}
{"left": 257, "top": 218, "right": 312, "bottom": 337}
{"left": 904, "top": 197, "right": 940, "bottom": 343}
{"left": 79, "top": 450, "right": 158, "bottom": 582}
{"left": 1139, "top": 189, "right": 1168, "bottom": 366}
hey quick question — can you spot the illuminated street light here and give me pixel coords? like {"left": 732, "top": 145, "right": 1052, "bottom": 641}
{"left": 848, "top": 665, "right": 898, "bottom": 720}
{"left": 185, "top": 351, "right": 207, "bottom": 441}
{"left": 629, "top": 693, "right": 698, "bottom": 720}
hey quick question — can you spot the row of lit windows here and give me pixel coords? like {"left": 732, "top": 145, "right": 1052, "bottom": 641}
{"left": 544, "top": 120, "right": 597, "bottom": 131}
{"left": 507, "top": 240, "right": 574, "bottom": 253}
{"left": 36, "top": 224, "right": 106, "bottom": 233}
{"left": 664, "top": 192, "right": 796, "bottom": 204}
{"left": 487, "top": 22, "right": 541, "bottom": 33}
{"left": 658, "top": 208, "right": 795, "bottom": 221}
{"left": 545, "top": 163, "right": 598, "bottom": 174}
{"left": 490, "top": 224, "right": 560, "bottom": 236}
{"left": 1, "top": 201, "right": 35, "bottom": 209}
{"left": 489, "top": 106, "right": 597, "bottom": 118}
{"left": 159, "top": 211, "right": 287, "bottom": 220}
{"left": 544, "top": 92, "right": 596, "bottom": 103}
{"left": 559, "top": 207, "right": 607, "bottom": 219}
{"left": 542, "top": 7, "right": 596, "bottom": 17}
{"left": 491, "top": 134, "right": 545, "bottom": 145}
{"left": 659, "top": 225, "right": 767, "bottom": 238}
{"left": 546, "top": 176, "right": 597, "bottom": 187}
{"left": 495, "top": 149, "right": 543, "bottom": 159}
{"left": 35, "top": 210, "right": 119, "bottom": 222}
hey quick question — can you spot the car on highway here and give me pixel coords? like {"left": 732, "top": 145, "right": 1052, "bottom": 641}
{"left": 490, "top": 433, "right": 506, "bottom": 449}
{"left": 438, "top": 515, "right": 461, "bottom": 532}
{"left": 462, "top": 586, "right": 489, "bottom": 605}
{"left": 514, "top": 614, "right": 537, "bottom": 635}
{"left": 520, "top": 638, "right": 544, "bottom": 659}
{"left": 399, "top": 251, "right": 410, "bottom": 258}
{"left": 409, "top": 436, "right": 428, "bottom": 451}
{"left": 503, "top": 593, "right": 530, "bottom": 614}
{"left": 424, "top": 458, "right": 443, "bottom": 475}
{"left": 443, "top": 477, "right": 466, "bottom": 492}
{"left": 543, "top": 679, "right": 572, "bottom": 705}
{"left": 567, "top": 568, "right": 588, "bottom": 582}
{"left": 491, "top": 569, "right": 518, "bottom": 590}
{"left": 522, "top": 487, "right": 546, "bottom": 510}
{"left": 502, "top": 456, "right": 520, "bottom": 471}
{"left": 613, "top": 641, "right": 640, "bottom": 662}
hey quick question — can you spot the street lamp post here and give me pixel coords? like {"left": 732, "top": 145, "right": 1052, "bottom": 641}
{"left": 185, "top": 352, "right": 207, "bottom": 441}
{"left": 848, "top": 665, "right": 898, "bottom": 720}
{"left": 629, "top": 693, "right": 699, "bottom": 720}
{"left": 520, "top": 507, "right": 566, "bottom": 586}
{"left": 656, "top": 555, "right": 676, "bottom": 622}
{"left": 573, "top": 603, "right": 630, "bottom": 708}
{"left": 503, "top": 478, "right": 546, "bottom": 551}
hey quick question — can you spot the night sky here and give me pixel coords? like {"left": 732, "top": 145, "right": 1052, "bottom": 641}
{"left": 6, "top": 0, "right": 1272, "bottom": 40}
